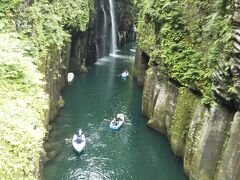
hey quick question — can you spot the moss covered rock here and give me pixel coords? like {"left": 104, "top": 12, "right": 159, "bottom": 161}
{"left": 183, "top": 104, "right": 206, "bottom": 176}
{"left": 170, "top": 88, "right": 200, "bottom": 156}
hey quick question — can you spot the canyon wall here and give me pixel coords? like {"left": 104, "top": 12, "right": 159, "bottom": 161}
{"left": 134, "top": 0, "right": 240, "bottom": 179}
{"left": 138, "top": 66, "right": 239, "bottom": 179}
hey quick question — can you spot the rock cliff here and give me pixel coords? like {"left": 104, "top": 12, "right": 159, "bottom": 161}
{"left": 139, "top": 67, "right": 238, "bottom": 180}
{"left": 134, "top": 0, "right": 240, "bottom": 179}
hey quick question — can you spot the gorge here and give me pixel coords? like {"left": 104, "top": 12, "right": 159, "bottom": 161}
{"left": 43, "top": 42, "right": 187, "bottom": 180}
{"left": 0, "top": 0, "right": 239, "bottom": 180}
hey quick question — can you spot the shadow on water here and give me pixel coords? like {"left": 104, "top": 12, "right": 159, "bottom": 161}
{"left": 73, "top": 150, "right": 85, "bottom": 159}
{"left": 43, "top": 42, "right": 187, "bottom": 180}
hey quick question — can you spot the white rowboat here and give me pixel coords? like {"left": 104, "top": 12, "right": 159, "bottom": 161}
{"left": 109, "top": 113, "right": 125, "bottom": 130}
{"left": 121, "top": 71, "right": 129, "bottom": 78}
{"left": 72, "top": 130, "right": 86, "bottom": 153}
{"left": 67, "top": 72, "right": 74, "bottom": 83}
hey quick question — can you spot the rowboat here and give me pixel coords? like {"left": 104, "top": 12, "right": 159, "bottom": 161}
{"left": 121, "top": 71, "right": 129, "bottom": 78}
{"left": 72, "top": 129, "right": 86, "bottom": 153}
{"left": 109, "top": 113, "right": 125, "bottom": 130}
{"left": 130, "top": 49, "right": 136, "bottom": 53}
{"left": 67, "top": 72, "right": 74, "bottom": 83}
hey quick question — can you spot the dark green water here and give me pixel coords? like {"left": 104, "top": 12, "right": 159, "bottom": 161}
{"left": 43, "top": 42, "right": 187, "bottom": 180}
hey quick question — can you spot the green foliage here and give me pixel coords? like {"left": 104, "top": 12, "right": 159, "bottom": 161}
{"left": 0, "top": 33, "right": 47, "bottom": 179}
{"left": 171, "top": 87, "right": 200, "bottom": 156}
{"left": 0, "top": 0, "right": 94, "bottom": 179}
{"left": 16, "top": 0, "right": 93, "bottom": 57}
{"left": 0, "top": 0, "right": 23, "bottom": 16}
{"left": 0, "top": 0, "right": 94, "bottom": 59}
{"left": 115, "top": 0, "right": 135, "bottom": 31}
{"left": 136, "top": 0, "right": 233, "bottom": 103}
{"left": 136, "top": 1, "right": 156, "bottom": 55}
{"left": 0, "top": 64, "right": 24, "bottom": 80}
{"left": 53, "top": 0, "right": 91, "bottom": 31}
{"left": 0, "top": 0, "right": 21, "bottom": 32}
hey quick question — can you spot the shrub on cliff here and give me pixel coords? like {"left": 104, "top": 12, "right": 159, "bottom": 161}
{"left": 0, "top": 32, "right": 48, "bottom": 179}
{"left": 136, "top": 0, "right": 233, "bottom": 104}
{"left": 0, "top": 0, "right": 94, "bottom": 179}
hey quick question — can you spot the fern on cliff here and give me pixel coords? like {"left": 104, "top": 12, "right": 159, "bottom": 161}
{"left": 15, "top": 0, "right": 93, "bottom": 57}
{"left": 0, "top": 32, "right": 47, "bottom": 180}
{"left": 0, "top": 0, "right": 94, "bottom": 179}
{"left": 136, "top": 0, "right": 233, "bottom": 104}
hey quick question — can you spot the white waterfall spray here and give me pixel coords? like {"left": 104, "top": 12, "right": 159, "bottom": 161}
{"left": 100, "top": 0, "right": 107, "bottom": 55}
{"left": 109, "top": 0, "right": 117, "bottom": 53}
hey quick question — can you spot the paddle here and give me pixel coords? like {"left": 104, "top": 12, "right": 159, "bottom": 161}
{"left": 104, "top": 119, "right": 111, "bottom": 122}
{"left": 104, "top": 117, "right": 131, "bottom": 125}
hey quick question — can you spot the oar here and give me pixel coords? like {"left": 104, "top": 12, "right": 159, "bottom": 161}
{"left": 104, "top": 119, "right": 111, "bottom": 122}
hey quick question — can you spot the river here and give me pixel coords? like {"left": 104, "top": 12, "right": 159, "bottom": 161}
{"left": 43, "top": 42, "right": 187, "bottom": 180}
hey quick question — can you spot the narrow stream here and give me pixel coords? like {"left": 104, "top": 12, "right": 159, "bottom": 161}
{"left": 43, "top": 42, "right": 187, "bottom": 180}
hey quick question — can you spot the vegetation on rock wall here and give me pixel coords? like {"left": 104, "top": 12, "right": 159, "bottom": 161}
{"left": 0, "top": 32, "right": 48, "bottom": 179}
{"left": 1, "top": 0, "right": 94, "bottom": 56}
{"left": 170, "top": 87, "right": 200, "bottom": 156}
{"left": 136, "top": 0, "right": 233, "bottom": 104}
{"left": 0, "top": 0, "right": 93, "bottom": 179}
{"left": 17, "top": 0, "right": 93, "bottom": 57}
{"left": 115, "top": 0, "right": 135, "bottom": 30}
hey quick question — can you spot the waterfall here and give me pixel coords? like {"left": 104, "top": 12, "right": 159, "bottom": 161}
{"left": 109, "top": 0, "right": 117, "bottom": 53}
{"left": 100, "top": 0, "right": 107, "bottom": 55}
{"left": 95, "top": 0, "right": 117, "bottom": 59}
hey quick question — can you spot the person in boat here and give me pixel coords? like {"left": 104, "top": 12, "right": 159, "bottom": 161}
{"left": 116, "top": 114, "right": 122, "bottom": 121}
{"left": 78, "top": 129, "right": 83, "bottom": 136}
{"left": 114, "top": 117, "right": 119, "bottom": 125}
{"left": 123, "top": 70, "right": 128, "bottom": 74}
{"left": 123, "top": 70, "right": 129, "bottom": 76}
{"left": 76, "top": 136, "right": 82, "bottom": 144}
{"left": 117, "top": 117, "right": 122, "bottom": 122}
{"left": 75, "top": 129, "right": 83, "bottom": 144}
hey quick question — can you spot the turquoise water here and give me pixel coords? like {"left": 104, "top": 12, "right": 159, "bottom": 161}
{"left": 43, "top": 42, "right": 187, "bottom": 180}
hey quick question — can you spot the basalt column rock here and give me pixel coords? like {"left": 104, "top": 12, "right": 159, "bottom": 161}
{"left": 213, "top": 0, "right": 240, "bottom": 110}
{"left": 133, "top": 49, "right": 149, "bottom": 86}
{"left": 142, "top": 67, "right": 159, "bottom": 117}
{"left": 230, "top": 0, "right": 240, "bottom": 107}
{"left": 45, "top": 43, "right": 71, "bottom": 122}
{"left": 142, "top": 67, "right": 178, "bottom": 136}
{"left": 183, "top": 104, "right": 207, "bottom": 176}
{"left": 70, "top": 31, "right": 88, "bottom": 73}
{"left": 189, "top": 105, "right": 233, "bottom": 180}
{"left": 216, "top": 112, "right": 240, "bottom": 180}
{"left": 141, "top": 66, "right": 236, "bottom": 180}
{"left": 170, "top": 88, "right": 200, "bottom": 157}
